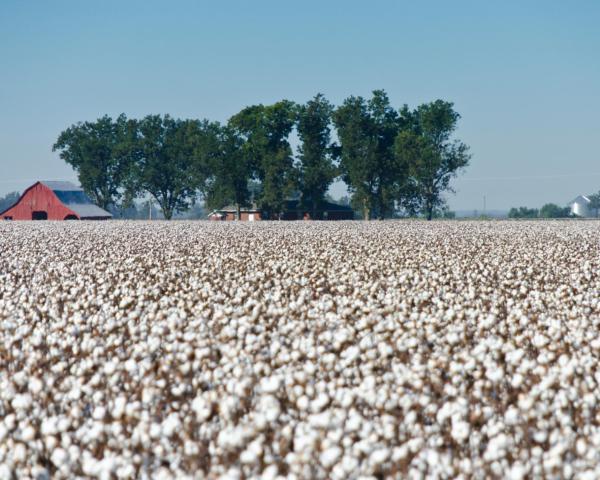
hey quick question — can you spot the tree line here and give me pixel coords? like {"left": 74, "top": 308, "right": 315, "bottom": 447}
{"left": 52, "top": 91, "right": 471, "bottom": 220}
{"left": 509, "top": 193, "right": 600, "bottom": 219}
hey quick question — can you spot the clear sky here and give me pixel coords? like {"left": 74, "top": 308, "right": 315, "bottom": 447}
{"left": 1, "top": 0, "right": 598, "bottom": 211}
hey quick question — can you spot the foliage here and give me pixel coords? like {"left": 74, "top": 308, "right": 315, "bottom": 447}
{"left": 204, "top": 126, "right": 252, "bottom": 219}
{"left": 53, "top": 114, "right": 138, "bottom": 209}
{"left": 333, "top": 90, "right": 405, "bottom": 220}
{"left": 539, "top": 203, "right": 572, "bottom": 218}
{"left": 396, "top": 101, "right": 470, "bottom": 220}
{"left": 52, "top": 93, "right": 472, "bottom": 220}
{"left": 296, "top": 94, "right": 338, "bottom": 219}
{"left": 135, "top": 115, "right": 219, "bottom": 220}
{"left": 508, "top": 206, "right": 539, "bottom": 218}
{"left": 588, "top": 192, "right": 600, "bottom": 218}
{"left": 229, "top": 101, "right": 297, "bottom": 218}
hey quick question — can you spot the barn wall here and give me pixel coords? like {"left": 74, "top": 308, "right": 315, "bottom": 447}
{"left": 1, "top": 183, "right": 78, "bottom": 220}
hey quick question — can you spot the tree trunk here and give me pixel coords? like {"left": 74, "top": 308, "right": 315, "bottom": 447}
{"left": 236, "top": 203, "right": 241, "bottom": 221}
{"left": 363, "top": 199, "right": 370, "bottom": 221}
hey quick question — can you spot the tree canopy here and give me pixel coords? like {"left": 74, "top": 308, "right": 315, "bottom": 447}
{"left": 229, "top": 101, "right": 297, "bottom": 218}
{"left": 333, "top": 91, "right": 404, "bottom": 220}
{"left": 53, "top": 91, "right": 472, "bottom": 220}
{"left": 296, "top": 94, "right": 338, "bottom": 219}
{"left": 396, "top": 101, "right": 471, "bottom": 220}
{"left": 53, "top": 114, "right": 137, "bottom": 210}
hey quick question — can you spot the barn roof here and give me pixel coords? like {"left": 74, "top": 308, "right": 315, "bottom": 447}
{"left": 41, "top": 181, "right": 82, "bottom": 191}
{"left": 571, "top": 195, "right": 591, "bottom": 204}
{"left": 42, "top": 181, "right": 112, "bottom": 218}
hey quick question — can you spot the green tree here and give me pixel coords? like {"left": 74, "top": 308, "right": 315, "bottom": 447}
{"left": 396, "top": 100, "right": 470, "bottom": 220}
{"left": 539, "top": 203, "right": 572, "bottom": 218}
{"left": 296, "top": 94, "right": 338, "bottom": 219}
{"left": 229, "top": 101, "right": 297, "bottom": 218}
{"left": 53, "top": 114, "right": 137, "bottom": 210}
{"left": 588, "top": 192, "right": 600, "bottom": 218}
{"left": 135, "top": 115, "right": 216, "bottom": 220}
{"left": 333, "top": 90, "right": 404, "bottom": 220}
{"left": 508, "top": 206, "right": 539, "bottom": 218}
{"left": 204, "top": 126, "right": 253, "bottom": 219}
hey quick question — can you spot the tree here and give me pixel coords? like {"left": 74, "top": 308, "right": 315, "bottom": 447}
{"left": 539, "top": 203, "right": 572, "bottom": 218}
{"left": 508, "top": 206, "right": 539, "bottom": 218}
{"left": 135, "top": 115, "right": 217, "bottom": 220}
{"left": 588, "top": 192, "right": 600, "bottom": 218}
{"left": 396, "top": 100, "right": 470, "bottom": 220}
{"left": 229, "top": 101, "right": 297, "bottom": 218}
{"left": 0, "top": 192, "right": 20, "bottom": 212}
{"left": 204, "top": 126, "right": 253, "bottom": 220}
{"left": 53, "top": 114, "right": 137, "bottom": 210}
{"left": 333, "top": 90, "right": 404, "bottom": 220}
{"left": 296, "top": 94, "right": 338, "bottom": 219}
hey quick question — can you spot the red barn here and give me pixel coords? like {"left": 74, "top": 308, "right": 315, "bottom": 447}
{"left": 1, "top": 181, "right": 112, "bottom": 220}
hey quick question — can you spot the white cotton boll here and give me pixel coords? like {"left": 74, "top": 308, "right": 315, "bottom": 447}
{"left": 505, "top": 407, "right": 520, "bottom": 426}
{"left": 51, "top": 448, "right": 69, "bottom": 467}
{"left": 92, "top": 406, "right": 106, "bottom": 420}
{"left": 486, "top": 366, "right": 504, "bottom": 383}
{"left": 297, "top": 396, "right": 310, "bottom": 411}
{"left": 0, "top": 424, "right": 8, "bottom": 441}
{"left": 511, "top": 374, "right": 524, "bottom": 388}
{"left": 260, "top": 376, "right": 282, "bottom": 394}
{"left": 192, "top": 396, "right": 213, "bottom": 421}
{"left": 28, "top": 377, "right": 44, "bottom": 395}
{"left": 11, "top": 393, "right": 32, "bottom": 411}
{"left": 162, "top": 413, "right": 181, "bottom": 438}
{"left": 112, "top": 396, "right": 127, "bottom": 419}
{"left": 104, "top": 360, "right": 118, "bottom": 376}
{"left": 13, "top": 443, "right": 27, "bottom": 463}
{"left": 320, "top": 446, "right": 342, "bottom": 468}
{"left": 370, "top": 448, "right": 390, "bottom": 465}
{"left": 41, "top": 417, "right": 58, "bottom": 436}
{"left": 116, "top": 464, "right": 135, "bottom": 479}
{"left": 257, "top": 395, "right": 281, "bottom": 423}
{"left": 0, "top": 465, "right": 12, "bottom": 480}
{"left": 311, "top": 393, "right": 330, "bottom": 413}
{"left": 508, "top": 463, "right": 527, "bottom": 480}
{"left": 21, "top": 425, "right": 36, "bottom": 441}
{"left": 451, "top": 421, "right": 470, "bottom": 443}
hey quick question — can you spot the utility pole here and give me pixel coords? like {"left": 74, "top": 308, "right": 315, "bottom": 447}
{"left": 483, "top": 195, "right": 486, "bottom": 215}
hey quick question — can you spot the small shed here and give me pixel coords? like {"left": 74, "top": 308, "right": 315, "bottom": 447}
{"left": 1, "top": 181, "right": 112, "bottom": 220}
{"left": 569, "top": 195, "right": 591, "bottom": 218}
{"left": 208, "top": 205, "right": 262, "bottom": 221}
{"left": 280, "top": 200, "right": 354, "bottom": 220}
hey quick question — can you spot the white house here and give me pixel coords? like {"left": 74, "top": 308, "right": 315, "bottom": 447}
{"left": 569, "top": 195, "right": 592, "bottom": 217}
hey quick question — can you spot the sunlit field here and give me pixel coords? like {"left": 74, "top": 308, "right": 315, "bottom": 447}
{"left": 1, "top": 220, "right": 599, "bottom": 479}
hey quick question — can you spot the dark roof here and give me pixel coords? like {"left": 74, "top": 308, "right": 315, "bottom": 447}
{"left": 284, "top": 199, "right": 353, "bottom": 212}
{"left": 41, "top": 181, "right": 81, "bottom": 191}
{"left": 44, "top": 181, "right": 112, "bottom": 218}
{"left": 217, "top": 204, "right": 260, "bottom": 213}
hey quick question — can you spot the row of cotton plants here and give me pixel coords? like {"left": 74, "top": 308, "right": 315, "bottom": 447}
{"left": 0, "top": 220, "right": 599, "bottom": 479}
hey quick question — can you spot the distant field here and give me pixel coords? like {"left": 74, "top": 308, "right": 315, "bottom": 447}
{"left": 1, "top": 221, "right": 599, "bottom": 479}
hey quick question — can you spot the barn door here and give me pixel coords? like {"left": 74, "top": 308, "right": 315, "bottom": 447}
{"left": 32, "top": 211, "right": 48, "bottom": 220}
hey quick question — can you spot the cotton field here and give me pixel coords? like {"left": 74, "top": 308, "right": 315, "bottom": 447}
{"left": 0, "top": 220, "right": 599, "bottom": 480}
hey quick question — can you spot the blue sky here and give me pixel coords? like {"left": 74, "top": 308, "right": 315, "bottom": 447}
{"left": 1, "top": 0, "right": 598, "bottom": 211}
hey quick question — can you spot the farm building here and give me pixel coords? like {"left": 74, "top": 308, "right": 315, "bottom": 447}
{"left": 569, "top": 195, "right": 592, "bottom": 217}
{"left": 0, "top": 181, "right": 112, "bottom": 220}
{"left": 208, "top": 205, "right": 262, "bottom": 221}
{"left": 280, "top": 200, "right": 354, "bottom": 220}
{"left": 208, "top": 200, "right": 354, "bottom": 221}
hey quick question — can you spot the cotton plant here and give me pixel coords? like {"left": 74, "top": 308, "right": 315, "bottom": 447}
{"left": 0, "top": 220, "right": 599, "bottom": 479}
